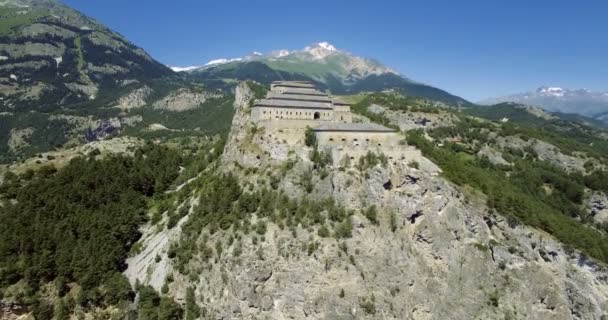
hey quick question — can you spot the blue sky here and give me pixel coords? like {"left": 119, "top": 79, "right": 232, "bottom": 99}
{"left": 63, "top": 0, "right": 607, "bottom": 101}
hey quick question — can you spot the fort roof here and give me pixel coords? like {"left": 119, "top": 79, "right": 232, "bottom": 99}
{"left": 272, "top": 81, "right": 316, "bottom": 89}
{"left": 267, "top": 92, "right": 332, "bottom": 103}
{"left": 332, "top": 100, "right": 352, "bottom": 106}
{"left": 313, "top": 123, "right": 397, "bottom": 132}
{"left": 254, "top": 98, "right": 334, "bottom": 110}
{"left": 280, "top": 88, "right": 327, "bottom": 96}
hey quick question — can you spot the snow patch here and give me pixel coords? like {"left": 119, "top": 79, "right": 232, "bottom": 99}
{"left": 270, "top": 49, "right": 290, "bottom": 58}
{"left": 0, "top": 56, "right": 8, "bottom": 61}
{"left": 205, "top": 57, "right": 243, "bottom": 66}
{"left": 54, "top": 56, "right": 62, "bottom": 68}
{"left": 303, "top": 42, "right": 340, "bottom": 59}
{"left": 170, "top": 66, "right": 201, "bottom": 72}
{"left": 317, "top": 41, "right": 337, "bottom": 51}
{"left": 9, "top": 74, "right": 17, "bottom": 81}
{"left": 253, "top": 51, "right": 262, "bottom": 56}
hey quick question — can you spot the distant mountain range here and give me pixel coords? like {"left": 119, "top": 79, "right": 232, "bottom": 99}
{"left": 173, "top": 42, "right": 471, "bottom": 106}
{"left": 479, "top": 87, "right": 608, "bottom": 124}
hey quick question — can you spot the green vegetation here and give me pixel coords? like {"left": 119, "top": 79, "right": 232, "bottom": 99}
{"left": 364, "top": 205, "right": 379, "bottom": 225}
{"left": 136, "top": 285, "right": 183, "bottom": 320}
{"left": 359, "top": 294, "right": 376, "bottom": 314}
{"left": 356, "top": 151, "right": 387, "bottom": 171}
{"left": 356, "top": 92, "right": 443, "bottom": 114}
{"left": 0, "top": 143, "right": 188, "bottom": 314}
{"left": 73, "top": 36, "right": 91, "bottom": 84}
{"left": 0, "top": 7, "right": 48, "bottom": 35}
{"left": 122, "top": 96, "right": 235, "bottom": 140}
{"left": 246, "top": 81, "right": 269, "bottom": 100}
{"left": 305, "top": 126, "right": 317, "bottom": 147}
{"left": 168, "top": 169, "right": 353, "bottom": 272}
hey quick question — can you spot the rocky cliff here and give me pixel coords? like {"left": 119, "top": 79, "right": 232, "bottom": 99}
{"left": 125, "top": 82, "right": 608, "bottom": 319}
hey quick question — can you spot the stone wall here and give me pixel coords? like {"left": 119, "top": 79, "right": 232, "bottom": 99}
{"left": 333, "top": 105, "right": 353, "bottom": 122}
{"left": 254, "top": 119, "right": 330, "bottom": 130}
{"left": 252, "top": 107, "right": 334, "bottom": 122}
{"left": 316, "top": 130, "right": 403, "bottom": 148}
{"left": 323, "top": 145, "right": 422, "bottom": 166}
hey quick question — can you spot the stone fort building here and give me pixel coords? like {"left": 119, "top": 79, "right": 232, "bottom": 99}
{"left": 251, "top": 81, "right": 421, "bottom": 164}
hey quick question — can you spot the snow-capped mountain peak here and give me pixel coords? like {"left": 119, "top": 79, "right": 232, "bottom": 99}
{"left": 269, "top": 49, "right": 290, "bottom": 58}
{"left": 537, "top": 86, "right": 565, "bottom": 97}
{"left": 303, "top": 41, "right": 339, "bottom": 59}
{"left": 479, "top": 86, "right": 608, "bottom": 124}
{"left": 317, "top": 41, "right": 337, "bottom": 51}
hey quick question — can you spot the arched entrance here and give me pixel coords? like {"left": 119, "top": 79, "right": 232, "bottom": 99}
{"left": 314, "top": 112, "right": 320, "bottom": 119}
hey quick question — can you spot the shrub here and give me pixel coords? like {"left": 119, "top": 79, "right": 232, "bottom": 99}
{"left": 317, "top": 225, "right": 330, "bottom": 237}
{"left": 334, "top": 217, "right": 353, "bottom": 239}
{"left": 364, "top": 206, "right": 379, "bottom": 225}
{"left": 305, "top": 127, "right": 317, "bottom": 147}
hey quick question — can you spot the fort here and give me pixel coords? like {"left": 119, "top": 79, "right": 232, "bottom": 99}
{"left": 251, "top": 81, "right": 421, "bottom": 165}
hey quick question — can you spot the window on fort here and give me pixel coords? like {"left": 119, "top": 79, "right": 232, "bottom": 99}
{"left": 366, "top": 139, "right": 370, "bottom": 142}
{"left": 329, "top": 138, "right": 334, "bottom": 141}
{"left": 378, "top": 143, "right": 382, "bottom": 146}
{"left": 341, "top": 138, "right": 346, "bottom": 141}
{"left": 354, "top": 139, "right": 358, "bottom": 141}
{"left": 314, "top": 112, "right": 320, "bottom": 119}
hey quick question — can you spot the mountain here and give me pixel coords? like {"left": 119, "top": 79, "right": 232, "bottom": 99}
{"left": 0, "top": 0, "right": 237, "bottom": 163}
{"left": 2, "top": 2, "right": 608, "bottom": 317}
{"left": 0, "top": 0, "right": 175, "bottom": 112}
{"left": 177, "top": 42, "right": 471, "bottom": 106}
{"left": 479, "top": 86, "right": 608, "bottom": 124}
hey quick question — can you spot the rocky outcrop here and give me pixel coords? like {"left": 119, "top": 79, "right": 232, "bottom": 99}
{"left": 477, "top": 145, "right": 511, "bottom": 166}
{"left": 114, "top": 85, "right": 152, "bottom": 110}
{"left": 126, "top": 82, "right": 608, "bottom": 319}
{"left": 367, "top": 103, "right": 455, "bottom": 131}
{"left": 496, "top": 136, "right": 587, "bottom": 172}
{"left": 588, "top": 192, "right": 608, "bottom": 224}
{"left": 7, "top": 127, "right": 34, "bottom": 153}
{"left": 152, "top": 88, "right": 221, "bottom": 111}
{"left": 221, "top": 82, "right": 261, "bottom": 167}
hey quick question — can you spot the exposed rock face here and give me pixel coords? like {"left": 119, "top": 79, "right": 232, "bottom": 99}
{"left": 588, "top": 192, "right": 608, "bottom": 224}
{"left": 221, "top": 82, "right": 260, "bottom": 167}
{"left": 152, "top": 88, "right": 221, "bottom": 111}
{"left": 126, "top": 82, "right": 608, "bottom": 319}
{"left": 496, "top": 136, "right": 587, "bottom": 172}
{"left": 366, "top": 103, "right": 455, "bottom": 131}
{"left": 114, "top": 85, "right": 153, "bottom": 110}
{"left": 7, "top": 127, "right": 34, "bottom": 153}
{"left": 477, "top": 145, "right": 511, "bottom": 166}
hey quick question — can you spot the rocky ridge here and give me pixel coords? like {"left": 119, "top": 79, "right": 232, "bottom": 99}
{"left": 125, "top": 82, "right": 608, "bottom": 319}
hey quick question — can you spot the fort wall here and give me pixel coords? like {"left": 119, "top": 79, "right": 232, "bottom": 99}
{"left": 323, "top": 145, "right": 422, "bottom": 166}
{"left": 252, "top": 106, "right": 334, "bottom": 122}
{"left": 315, "top": 131, "right": 402, "bottom": 148}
